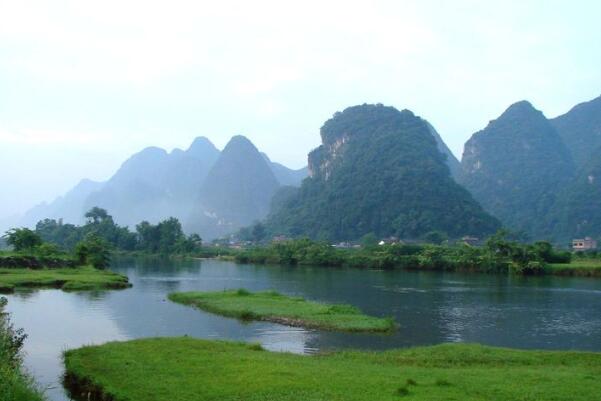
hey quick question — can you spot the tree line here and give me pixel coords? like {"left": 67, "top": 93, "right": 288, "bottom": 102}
{"left": 2, "top": 207, "right": 203, "bottom": 269}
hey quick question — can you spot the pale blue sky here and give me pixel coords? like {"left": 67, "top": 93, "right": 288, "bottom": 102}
{"left": 1, "top": 0, "right": 600, "bottom": 218}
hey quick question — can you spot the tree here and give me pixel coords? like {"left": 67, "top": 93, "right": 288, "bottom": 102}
{"left": 3, "top": 228, "right": 43, "bottom": 252}
{"left": 75, "top": 235, "right": 111, "bottom": 269}
{"left": 136, "top": 221, "right": 159, "bottom": 252}
{"left": 85, "top": 207, "right": 110, "bottom": 224}
{"left": 158, "top": 217, "right": 185, "bottom": 253}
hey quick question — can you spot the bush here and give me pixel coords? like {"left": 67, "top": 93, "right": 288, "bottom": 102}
{"left": 75, "top": 235, "right": 111, "bottom": 269}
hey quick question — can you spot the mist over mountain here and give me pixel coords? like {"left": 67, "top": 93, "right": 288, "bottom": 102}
{"left": 83, "top": 137, "right": 220, "bottom": 228}
{"left": 188, "top": 136, "right": 281, "bottom": 239}
{"left": 19, "top": 179, "right": 105, "bottom": 228}
{"left": 261, "top": 153, "right": 308, "bottom": 187}
{"left": 551, "top": 95, "right": 601, "bottom": 169}
{"left": 266, "top": 104, "right": 500, "bottom": 241}
{"left": 459, "top": 101, "right": 575, "bottom": 237}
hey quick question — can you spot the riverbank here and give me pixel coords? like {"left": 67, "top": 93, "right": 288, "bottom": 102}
{"left": 168, "top": 289, "right": 394, "bottom": 332}
{"left": 230, "top": 238, "right": 601, "bottom": 277}
{"left": 1, "top": 297, "right": 45, "bottom": 401}
{"left": 64, "top": 337, "right": 601, "bottom": 401}
{"left": 547, "top": 259, "right": 601, "bottom": 277}
{"left": 0, "top": 266, "right": 131, "bottom": 293}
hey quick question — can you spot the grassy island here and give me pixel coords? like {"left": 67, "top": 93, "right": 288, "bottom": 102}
{"left": 63, "top": 338, "right": 601, "bottom": 401}
{"left": 0, "top": 266, "right": 131, "bottom": 293}
{"left": 168, "top": 289, "right": 394, "bottom": 332}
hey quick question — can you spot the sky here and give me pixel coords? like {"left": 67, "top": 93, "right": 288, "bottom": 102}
{"left": 1, "top": 0, "right": 600, "bottom": 219}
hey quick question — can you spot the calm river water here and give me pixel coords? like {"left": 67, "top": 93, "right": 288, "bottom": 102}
{"left": 5, "top": 257, "right": 601, "bottom": 401}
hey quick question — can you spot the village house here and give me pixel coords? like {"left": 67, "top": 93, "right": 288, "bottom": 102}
{"left": 572, "top": 237, "right": 598, "bottom": 251}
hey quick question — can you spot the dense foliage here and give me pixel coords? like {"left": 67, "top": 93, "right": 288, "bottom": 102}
{"left": 551, "top": 95, "right": 601, "bottom": 169}
{"left": 458, "top": 95, "right": 601, "bottom": 244}
{"left": 266, "top": 104, "right": 500, "bottom": 241}
{"left": 234, "top": 233, "right": 572, "bottom": 275}
{"left": 29, "top": 208, "right": 201, "bottom": 256}
{"left": 545, "top": 149, "right": 601, "bottom": 242}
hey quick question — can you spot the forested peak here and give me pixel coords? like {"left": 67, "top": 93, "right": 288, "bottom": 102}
{"left": 550, "top": 94, "right": 601, "bottom": 168}
{"left": 319, "top": 104, "right": 422, "bottom": 145}
{"left": 502, "top": 99, "right": 537, "bottom": 114}
{"left": 186, "top": 136, "right": 220, "bottom": 159}
{"left": 466, "top": 100, "right": 559, "bottom": 148}
{"left": 269, "top": 102, "right": 500, "bottom": 241}
{"left": 490, "top": 100, "right": 548, "bottom": 127}
{"left": 557, "top": 94, "right": 601, "bottom": 117}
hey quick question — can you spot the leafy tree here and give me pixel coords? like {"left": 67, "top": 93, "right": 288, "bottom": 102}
{"left": 158, "top": 218, "right": 185, "bottom": 253}
{"left": 75, "top": 235, "right": 111, "bottom": 269}
{"left": 3, "top": 228, "right": 43, "bottom": 252}
{"left": 35, "top": 218, "right": 83, "bottom": 250}
{"left": 136, "top": 221, "right": 160, "bottom": 253}
{"left": 85, "top": 207, "right": 110, "bottom": 224}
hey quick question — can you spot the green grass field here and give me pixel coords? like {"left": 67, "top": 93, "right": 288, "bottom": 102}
{"left": 0, "top": 266, "right": 131, "bottom": 293}
{"left": 547, "top": 259, "right": 601, "bottom": 277}
{"left": 63, "top": 337, "right": 601, "bottom": 401}
{"left": 168, "top": 289, "right": 394, "bottom": 332}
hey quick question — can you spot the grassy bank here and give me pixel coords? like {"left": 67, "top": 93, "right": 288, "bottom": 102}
{"left": 0, "top": 266, "right": 131, "bottom": 293}
{"left": 1, "top": 297, "right": 45, "bottom": 401}
{"left": 168, "top": 289, "right": 394, "bottom": 332}
{"left": 547, "top": 259, "right": 601, "bottom": 277}
{"left": 64, "top": 337, "right": 601, "bottom": 401}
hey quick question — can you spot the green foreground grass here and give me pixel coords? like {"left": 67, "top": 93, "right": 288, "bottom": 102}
{"left": 0, "top": 266, "right": 131, "bottom": 293}
{"left": 63, "top": 337, "right": 601, "bottom": 401}
{"left": 168, "top": 289, "right": 394, "bottom": 332}
{"left": 0, "top": 351, "right": 44, "bottom": 401}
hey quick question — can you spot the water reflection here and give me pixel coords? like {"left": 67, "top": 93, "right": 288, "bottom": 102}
{"left": 4, "top": 257, "right": 601, "bottom": 401}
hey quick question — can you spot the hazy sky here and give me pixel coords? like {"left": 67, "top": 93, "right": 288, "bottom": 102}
{"left": 1, "top": 0, "right": 600, "bottom": 219}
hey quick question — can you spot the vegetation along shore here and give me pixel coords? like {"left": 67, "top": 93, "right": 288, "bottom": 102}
{"left": 63, "top": 337, "right": 601, "bottom": 401}
{"left": 168, "top": 289, "right": 394, "bottom": 332}
{"left": 0, "top": 297, "right": 44, "bottom": 401}
{"left": 232, "top": 234, "right": 601, "bottom": 277}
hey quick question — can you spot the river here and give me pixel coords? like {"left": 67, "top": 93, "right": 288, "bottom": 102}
{"left": 5, "top": 257, "right": 601, "bottom": 401}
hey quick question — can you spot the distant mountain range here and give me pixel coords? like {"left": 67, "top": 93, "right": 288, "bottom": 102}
{"left": 12, "top": 136, "right": 307, "bottom": 240}
{"left": 6, "top": 94, "right": 601, "bottom": 244}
